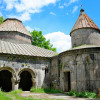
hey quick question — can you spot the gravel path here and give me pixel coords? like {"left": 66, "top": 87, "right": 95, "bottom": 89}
{"left": 19, "top": 91, "right": 97, "bottom": 100}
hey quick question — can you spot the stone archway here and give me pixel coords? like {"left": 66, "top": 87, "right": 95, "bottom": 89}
{"left": 18, "top": 68, "right": 36, "bottom": 91}
{"left": 0, "top": 67, "right": 15, "bottom": 92}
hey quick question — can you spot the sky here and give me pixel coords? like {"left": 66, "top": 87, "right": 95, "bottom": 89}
{"left": 0, "top": 0, "right": 100, "bottom": 53}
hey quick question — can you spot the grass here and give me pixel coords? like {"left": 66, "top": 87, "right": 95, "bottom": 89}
{"left": 30, "top": 87, "right": 63, "bottom": 93}
{"left": 0, "top": 88, "right": 98, "bottom": 100}
{"left": 67, "top": 90, "right": 97, "bottom": 98}
{"left": 6, "top": 89, "right": 63, "bottom": 100}
{"left": 0, "top": 89, "right": 12, "bottom": 100}
{"left": 10, "top": 89, "right": 22, "bottom": 94}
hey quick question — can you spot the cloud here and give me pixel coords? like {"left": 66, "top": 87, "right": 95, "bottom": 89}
{"left": 7, "top": 12, "right": 31, "bottom": 21}
{"left": 33, "top": 27, "right": 41, "bottom": 31}
{"left": 44, "top": 31, "right": 71, "bottom": 53}
{"left": 4, "top": 0, "right": 57, "bottom": 12}
{"left": 70, "top": 0, "right": 79, "bottom": 3}
{"left": 0, "top": 12, "right": 2, "bottom": 16}
{"left": 72, "top": 6, "right": 78, "bottom": 13}
{"left": 4, "top": 0, "right": 58, "bottom": 21}
{"left": 58, "top": 3, "right": 64, "bottom": 9}
{"left": 26, "top": 26, "right": 41, "bottom": 32}
{"left": 64, "top": 0, "right": 79, "bottom": 6}
{"left": 7, "top": 9, "right": 40, "bottom": 21}
{"left": 50, "top": 12, "right": 56, "bottom": 16}
{"left": 26, "top": 26, "right": 33, "bottom": 32}
{"left": 4, "top": 0, "right": 17, "bottom": 10}
{"left": 14, "top": 0, "right": 57, "bottom": 12}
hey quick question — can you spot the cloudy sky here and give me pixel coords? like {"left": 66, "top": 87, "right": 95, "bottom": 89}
{"left": 0, "top": 0, "right": 100, "bottom": 53}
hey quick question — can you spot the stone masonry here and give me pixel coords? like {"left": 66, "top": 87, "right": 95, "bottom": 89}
{"left": 0, "top": 9, "right": 100, "bottom": 93}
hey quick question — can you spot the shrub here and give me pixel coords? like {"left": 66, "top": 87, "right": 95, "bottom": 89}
{"left": 67, "top": 90, "right": 97, "bottom": 98}
{"left": 30, "top": 87, "right": 63, "bottom": 93}
{"left": 67, "top": 90, "right": 76, "bottom": 96}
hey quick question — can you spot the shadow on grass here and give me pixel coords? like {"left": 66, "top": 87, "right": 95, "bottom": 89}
{"left": 30, "top": 87, "right": 64, "bottom": 94}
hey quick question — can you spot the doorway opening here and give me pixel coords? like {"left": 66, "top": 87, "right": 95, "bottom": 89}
{"left": 19, "top": 71, "right": 32, "bottom": 91}
{"left": 64, "top": 72, "right": 71, "bottom": 92}
{"left": 0, "top": 70, "right": 12, "bottom": 92}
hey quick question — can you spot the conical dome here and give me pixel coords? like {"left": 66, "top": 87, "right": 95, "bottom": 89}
{"left": 0, "top": 18, "right": 31, "bottom": 37}
{"left": 70, "top": 9, "right": 100, "bottom": 48}
{"left": 70, "top": 9, "right": 100, "bottom": 35}
{"left": 0, "top": 18, "right": 32, "bottom": 44}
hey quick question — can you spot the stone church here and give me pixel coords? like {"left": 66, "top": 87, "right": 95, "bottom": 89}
{"left": 0, "top": 8, "right": 100, "bottom": 93}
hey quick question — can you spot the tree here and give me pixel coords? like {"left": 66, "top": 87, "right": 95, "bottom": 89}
{"left": 0, "top": 16, "right": 4, "bottom": 25}
{"left": 30, "top": 30, "right": 56, "bottom": 52}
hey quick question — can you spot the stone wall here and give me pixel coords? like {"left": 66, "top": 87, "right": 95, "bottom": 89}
{"left": 0, "top": 54, "right": 50, "bottom": 90}
{"left": 51, "top": 47, "right": 100, "bottom": 93}
{"left": 51, "top": 56, "right": 60, "bottom": 89}
{"left": 0, "top": 31, "right": 31, "bottom": 44}
{"left": 71, "top": 28, "right": 100, "bottom": 47}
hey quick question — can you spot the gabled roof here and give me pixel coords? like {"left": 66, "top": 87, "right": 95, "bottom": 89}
{"left": 0, "top": 40, "right": 57, "bottom": 57}
{"left": 70, "top": 9, "right": 100, "bottom": 35}
{"left": 0, "top": 18, "right": 31, "bottom": 37}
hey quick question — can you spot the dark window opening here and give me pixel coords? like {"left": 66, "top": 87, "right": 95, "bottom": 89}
{"left": 19, "top": 71, "right": 32, "bottom": 91}
{"left": 58, "top": 59, "right": 60, "bottom": 77}
{"left": 0, "top": 70, "right": 12, "bottom": 92}
{"left": 45, "top": 68, "right": 48, "bottom": 76}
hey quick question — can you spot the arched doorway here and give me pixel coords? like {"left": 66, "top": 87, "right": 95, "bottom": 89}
{"left": 19, "top": 71, "right": 33, "bottom": 91}
{"left": 0, "top": 70, "right": 12, "bottom": 92}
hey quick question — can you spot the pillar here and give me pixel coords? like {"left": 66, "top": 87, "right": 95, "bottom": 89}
{"left": 11, "top": 76, "right": 20, "bottom": 90}
{"left": 32, "top": 78, "right": 36, "bottom": 88}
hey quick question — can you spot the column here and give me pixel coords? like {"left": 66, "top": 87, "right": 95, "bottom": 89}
{"left": 11, "top": 76, "right": 20, "bottom": 90}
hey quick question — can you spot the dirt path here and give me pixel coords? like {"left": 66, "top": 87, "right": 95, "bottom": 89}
{"left": 19, "top": 91, "right": 96, "bottom": 100}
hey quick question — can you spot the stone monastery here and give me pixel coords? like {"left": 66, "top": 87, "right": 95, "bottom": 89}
{"left": 0, "top": 9, "right": 100, "bottom": 93}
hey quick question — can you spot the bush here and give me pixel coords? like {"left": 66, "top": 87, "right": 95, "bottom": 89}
{"left": 30, "top": 87, "right": 63, "bottom": 93}
{"left": 67, "top": 90, "right": 97, "bottom": 98}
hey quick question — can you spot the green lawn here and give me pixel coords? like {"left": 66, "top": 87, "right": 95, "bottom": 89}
{"left": 0, "top": 88, "right": 98, "bottom": 100}
{"left": 0, "top": 89, "right": 63, "bottom": 100}
{"left": 30, "top": 87, "right": 63, "bottom": 93}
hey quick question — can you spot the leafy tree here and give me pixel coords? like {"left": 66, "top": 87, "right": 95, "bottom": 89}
{"left": 0, "top": 16, "right": 4, "bottom": 25}
{"left": 30, "top": 30, "right": 56, "bottom": 52}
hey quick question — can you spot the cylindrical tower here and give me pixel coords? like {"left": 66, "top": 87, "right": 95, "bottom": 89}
{"left": 0, "top": 18, "right": 32, "bottom": 44}
{"left": 70, "top": 9, "right": 100, "bottom": 48}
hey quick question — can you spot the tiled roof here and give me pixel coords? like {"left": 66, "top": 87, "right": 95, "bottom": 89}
{"left": 0, "top": 40, "right": 57, "bottom": 57}
{"left": 70, "top": 9, "right": 100, "bottom": 35}
{"left": 0, "top": 18, "right": 31, "bottom": 37}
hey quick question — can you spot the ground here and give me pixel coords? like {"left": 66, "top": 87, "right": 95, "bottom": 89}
{"left": 6, "top": 91, "right": 98, "bottom": 100}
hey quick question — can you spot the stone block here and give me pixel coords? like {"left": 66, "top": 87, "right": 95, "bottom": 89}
{"left": 77, "top": 64, "right": 86, "bottom": 81}
{"left": 90, "top": 81, "right": 96, "bottom": 92}
{"left": 77, "top": 81, "right": 86, "bottom": 92}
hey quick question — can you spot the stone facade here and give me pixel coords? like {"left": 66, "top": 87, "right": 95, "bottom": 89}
{"left": 0, "top": 18, "right": 56, "bottom": 92}
{"left": 50, "top": 9, "right": 100, "bottom": 93}
{"left": 0, "top": 9, "right": 100, "bottom": 93}
{"left": 0, "top": 54, "right": 50, "bottom": 91}
{"left": 51, "top": 48, "right": 100, "bottom": 93}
